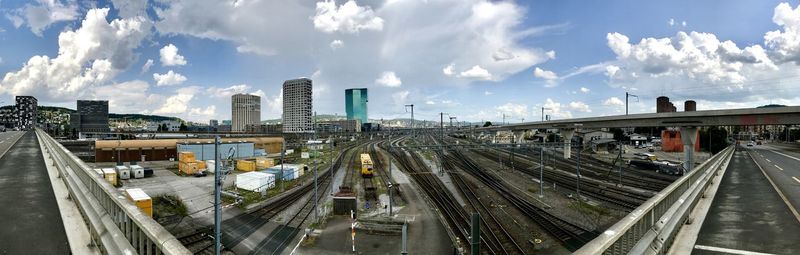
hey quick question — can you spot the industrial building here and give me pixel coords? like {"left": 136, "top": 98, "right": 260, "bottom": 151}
{"left": 94, "top": 137, "right": 283, "bottom": 162}
{"left": 282, "top": 78, "right": 313, "bottom": 133}
{"left": 0, "top": 108, "right": 12, "bottom": 128}
{"left": 318, "top": 119, "right": 361, "bottom": 133}
{"left": 232, "top": 94, "right": 261, "bottom": 132}
{"left": 70, "top": 100, "right": 110, "bottom": 132}
{"left": 656, "top": 96, "right": 677, "bottom": 113}
{"left": 245, "top": 123, "right": 282, "bottom": 133}
{"left": 177, "top": 141, "right": 255, "bottom": 161}
{"left": 15, "top": 96, "right": 37, "bottom": 130}
{"left": 345, "top": 88, "right": 368, "bottom": 126}
{"left": 209, "top": 119, "right": 219, "bottom": 127}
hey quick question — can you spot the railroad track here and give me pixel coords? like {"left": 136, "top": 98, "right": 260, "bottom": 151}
{"left": 220, "top": 142, "right": 358, "bottom": 249}
{"left": 443, "top": 149, "right": 596, "bottom": 251}
{"left": 387, "top": 137, "right": 496, "bottom": 254}
{"left": 470, "top": 148, "right": 643, "bottom": 210}
{"left": 245, "top": 142, "right": 365, "bottom": 255}
{"left": 177, "top": 229, "right": 214, "bottom": 254}
{"left": 438, "top": 150, "right": 528, "bottom": 254}
{"left": 368, "top": 141, "right": 403, "bottom": 205}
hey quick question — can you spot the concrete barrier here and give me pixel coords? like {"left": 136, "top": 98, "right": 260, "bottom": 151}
{"left": 36, "top": 129, "right": 191, "bottom": 255}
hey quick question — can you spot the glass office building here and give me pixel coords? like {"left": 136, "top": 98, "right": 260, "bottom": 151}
{"left": 345, "top": 88, "right": 368, "bottom": 125}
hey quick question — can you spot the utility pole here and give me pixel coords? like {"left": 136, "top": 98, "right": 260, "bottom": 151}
{"left": 313, "top": 159, "right": 319, "bottom": 223}
{"left": 213, "top": 136, "right": 221, "bottom": 255}
{"left": 405, "top": 104, "right": 414, "bottom": 137}
{"left": 280, "top": 140, "right": 286, "bottom": 191}
{"left": 539, "top": 142, "right": 544, "bottom": 198}
{"left": 542, "top": 107, "right": 551, "bottom": 122}
{"left": 440, "top": 112, "right": 445, "bottom": 142}
{"left": 388, "top": 182, "right": 394, "bottom": 216}
{"left": 626, "top": 92, "right": 639, "bottom": 115}
{"left": 502, "top": 113, "right": 507, "bottom": 125}
{"left": 576, "top": 141, "right": 581, "bottom": 200}
{"left": 471, "top": 213, "right": 481, "bottom": 255}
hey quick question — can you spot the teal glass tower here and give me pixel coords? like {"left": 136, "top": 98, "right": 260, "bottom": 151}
{"left": 345, "top": 88, "right": 368, "bottom": 124}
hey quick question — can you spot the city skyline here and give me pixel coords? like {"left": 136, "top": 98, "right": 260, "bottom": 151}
{"left": 1, "top": 1, "right": 800, "bottom": 124}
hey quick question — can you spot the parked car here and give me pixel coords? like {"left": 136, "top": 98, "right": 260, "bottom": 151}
{"left": 747, "top": 141, "right": 755, "bottom": 147}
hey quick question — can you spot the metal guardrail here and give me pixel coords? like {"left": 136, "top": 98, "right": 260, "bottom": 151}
{"left": 574, "top": 145, "right": 735, "bottom": 255}
{"left": 35, "top": 129, "right": 191, "bottom": 255}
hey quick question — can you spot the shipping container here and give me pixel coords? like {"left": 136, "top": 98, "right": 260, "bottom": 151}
{"left": 266, "top": 164, "right": 301, "bottom": 180}
{"left": 205, "top": 160, "right": 216, "bottom": 173}
{"left": 115, "top": 165, "right": 130, "bottom": 180}
{"left": 254, "top": 149, "right": 266, "bottom": 156}
{"left": 236, "top": 160, "right": 256, "bottom": 172}
{"left": 125, "top": 188, "right": 153, "bottom": 217}
{"left": 255, "top": 157, "right": 274, "bottom": 169}
{"left": 179, "top": 162, "right": 199, "bottom": 175}
{"left": 143, "top": 168, "right": 154, "bottom": 177}
{"left": 196, "top": 161, "right": 206, "bottom": 171}
{"left": 177, "top": 142, "right": 255, "bottom": 161}
{"left": 130, "top": 165, "right": 145, "bottom": 179}
{"left": 236, "top": 172, "right": 275, "bottom": 192}
{"left": 102, "top": 168, "right": 117, "bottom": 186}
{"left": 178, "top": 151, "right": 196, "bottom": 162}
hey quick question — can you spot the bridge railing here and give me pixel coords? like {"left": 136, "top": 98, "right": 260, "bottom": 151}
{"left": 574, "top": 145, "right": 735, "bottom": 255}
{"left": 35, "top": 129, "right": 191, "bottom": 255}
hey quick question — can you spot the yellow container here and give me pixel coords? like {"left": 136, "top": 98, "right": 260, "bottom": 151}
{"left": 125, "top": 188, "right": 153, "bottom": 218}
{"left": 102, "top": 168, "right": 117, "bottom": 186}
{"left": 236, "top": 160, "right": 256, "bottom": 172}
{"left": 255, "top": 157, "right": 274, "bottom": 169}
{"left": 178, "top": 151, "right": 196, "bottom": 163}
{"left": 196, "top": 160, "right": 207, "bottom": 171}
{"left": 179, "top": 162, "right": 198, "bottom": 175}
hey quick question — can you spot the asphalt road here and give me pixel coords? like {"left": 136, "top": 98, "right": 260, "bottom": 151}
{"left": 693, "top": 146, "right": 800, "bottom": 255}
{"left": 0, "top": 131, "right": 70, "bottom": 254}
{"left": 752, "top": 143, "right": 800, "bottom": 217}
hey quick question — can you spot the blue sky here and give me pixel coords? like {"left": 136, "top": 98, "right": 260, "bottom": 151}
{"left": 1, "top": 0, "right": 799, "bottom": 123}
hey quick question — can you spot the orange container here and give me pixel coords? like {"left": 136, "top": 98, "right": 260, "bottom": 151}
{"left": 178, "top": 151, "right": 196, "bottom": 163}
{"left": 125, "top": 188, "right": 153, "bottom": 218}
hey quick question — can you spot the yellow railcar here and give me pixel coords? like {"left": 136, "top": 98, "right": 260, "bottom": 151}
{"left": 360, "top": 153, "right": 374, "bottom": 177}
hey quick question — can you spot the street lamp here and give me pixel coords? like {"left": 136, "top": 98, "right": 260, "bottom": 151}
{"left": 541, "top": 107, "right": 551, "bottom": 122}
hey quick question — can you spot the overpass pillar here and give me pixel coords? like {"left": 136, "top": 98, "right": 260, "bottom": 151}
{"left": 561, "top": 128, "right": 575, "bottom": 159}
{"left": 680, "top": 127, "right": 698, "bottom": 172}
{"left": 514, "top": 131, "right": 525, "bottom": 144}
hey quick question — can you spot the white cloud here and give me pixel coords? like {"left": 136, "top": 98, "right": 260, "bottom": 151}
{"left": 682, "top": 21, "right": 687, "bottom": 27}
{"left": 568, "top": 101, "right": 591, "bottom": 112}
{"left": 603, "top": 97, "right": 625, "bottom": 106}
{"left": 425, "top": 100, "right": 435, "bottom": 105}
{"left": 546, "top": 50, "right": 556, "bottom": 59}
{"left": 206, "top": 84, "right": 252, "bottom": 98}
{"left": 579, "top": 87, "right": 590, "bottom": 93}
{"left": 313, "top": 0, "right": 384, "bottom": 34}
{"left": 392, "top": 90, "right": 410, "bottom": 106}
{"left": 533, "top": 67, "right": 558, "bottom": 80}
{"left": 0, "top": 8, "right": 149, "bottom": 102}
{"left": 6, "top": 0, "right": 79, "bottom": 36}
{"left": 543, "top": 98, "right": 572, "bottom": 119}
{"left": 159, "top": 44, "right": 187, "bottom": 66}
{"left": 111, "top": 0, "right": 148, "bottom": 18}
{"left": 668, "top": 18, "right": 675, "bottom": 26}
{"left": 330, "top": 39, "right": 344, "bottom": 49}
{"left": 92, "top": 80, "right": 162, "bottom": 114}
{"left": 605, "top": 65, "right": 620, "bottom": 77}
{"left": 443, "top": 64, "right": 455, "bottom": 76}
{"left": 141, "top": 59, "right": 154, "bottom": 73}
{"left": 484, "top": 91, "right": 493, "bottom": 96}
{"left": 153, "top": 87, "right": 196, "bottom": 114}
{"left": 153, "top": 70, "right": 187, "bottom": 86}
{"left": 459, "top": 65, "right": 492, "bottom": 80}
{"left": 496, "top": 103, "right": 528, "bottom": 118}
{"left": 376, "top": 71, "right": 402, "bottom": 87}
{"left": 153, "top": 0, "right": 555, "bottom": 118}
{"left": 189, "top": 105, "right": 216, "bottom": 119}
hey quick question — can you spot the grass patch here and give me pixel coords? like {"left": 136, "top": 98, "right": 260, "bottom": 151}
{"left": 569, "top": 200, "right": 610, "bottom": 216}
{"left": 153, "top": 195, "right": 188, "bottom": 221}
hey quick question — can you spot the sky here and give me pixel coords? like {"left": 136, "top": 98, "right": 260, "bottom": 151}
{"left": 1, "top": 0, "right": 800, "bottom": 124}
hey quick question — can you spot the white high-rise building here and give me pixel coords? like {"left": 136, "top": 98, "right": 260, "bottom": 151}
{"left": 232, "top": 94, "right": 261, "bottom": 132}
{"left": 282, "top": 78, "right": 313, "bottom": 133}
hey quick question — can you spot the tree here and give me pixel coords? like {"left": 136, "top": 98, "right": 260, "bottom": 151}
{"left": 179, "top": 123, "right": 188, "bottom": 131}
{"left": 483, "top": 121, "right": 492, "bottom": 127}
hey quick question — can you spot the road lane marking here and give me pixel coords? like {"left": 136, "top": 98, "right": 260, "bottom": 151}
{"left": 747, "top": 151, "right": 800, "bottom": 224}
{"left": 775, "top": 165, "right": 784, "bottom": 171}
{"left": 768, "top": 149, "right": 800, "bottom": 162}
{"left": 694, "top": 245, "right": 775, "bottom": 255}
{"left": 765, "top": 158, "right": 772, "bottom": 163}
{"left": 794, "top": 176, "right": 800, "bottom": 184}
